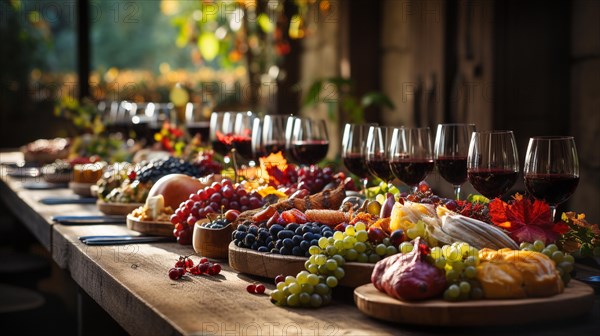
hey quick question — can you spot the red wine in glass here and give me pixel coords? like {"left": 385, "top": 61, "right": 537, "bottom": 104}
{"left": 524, "top": 174, "right": 580, "bottom": 206}
{"left": 291, "top": 141, "right": 329, "bottom": 166}
{"left": 468, "top": 168, "right": 519, "bottom": 199}
{"left": 232, "top": 137, "right": 254, "bottom": 160}
{"left": 389, "top": 159, "right": 434, "bottom": 187}
{"left": 291, "top": 119, "right": 329, "bottom": 166}
{"left": 366, "top": 156, "right": 395, "bottom": 182}
{"left": 523, "top": 136, "right": 579, "bottom": 220}
{"left": 264, "top": 141, "right": 287, "bottom": 155}
{"left": 436, "top": 156, "right": 468, "bottom": 185}
{"left": 343, "top": 153, "right": 370, "bottom": 178}
{"left": 389, "top": 127, "right": 434, "bottom": 191}
{"left": 467, "top": 131, "right": 519, "bottom": 199}
{"left": 434, "top": 123, "right": 475, "bottom": 199}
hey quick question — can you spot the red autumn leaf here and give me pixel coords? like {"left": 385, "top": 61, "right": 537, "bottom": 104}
{"left": 552, "top": 221, "right": 570, "bottom": 235}
{"left": 511, "top": 225, "right": 559, "bottom": 245}
{"left": 489, "top": 199, "right": 514, "bottom": 229}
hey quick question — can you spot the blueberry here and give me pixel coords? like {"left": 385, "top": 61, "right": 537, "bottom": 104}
{"left": 251, "top": 242, "right": 259, "bottom": 250}
{"left": 267, "top": 241, "right": 274, "bottom": 249}
{"left": 300, "top": 240, "right": 310, "bottom": 251}
{"left": 249, "top": 225, "right": 259, "bottom": 236}
{"left": 313, "top": 234, "right": 322, "bottom": 241}
{"left": 244, "top": 233, "right": 256, "bottom": 246}
{"left": 265, "top": 236, "right": 273, "bottom": 245}
{"left": 311, "top": 226, "right": 322, "bottom": 234}
{"left": 310, "top": 239, "right": 318, "bottom": 247}
{"left": 269, "top": 224, "right": 284, "bottom": 237}
{"left": 292, "top": 246, "right": 303, "bottom": 256}
{"left": 305, "top": 251, "right": 311, "bottom": 257}
{"left": 270, "top": 248, "right": 280, "bottom": 254}
{"left": 301, "top": 225, "right": 312, "bottom": 234}
{"left": 280, "top": 247, "right": 291, "bottom": 255}
{"left": 236, "top": 240, "right": 244, "bottom": 247}
{"left": 258, "top": 246, "right": 269, "bottom": 253}
{"left": 292, "top": 235, "right": 302, "bottom": 246}
{"left": 235, "top": 231, "right": 247, "bottom": 241}
{"left": 303, "top": 232, "right": 314, "bottom": 241}
{"left": 285, "top": 223, "right": 300, "bottom": 232}
{"left": 277, "top": 230, "right": 295, "bottom": 240}
{"left": 275, "top": 239, "right": 283, "bottom": 249}
{"left": 295, "top": 227, "right": 303, "bottom": 235}
{"left": 258, "top": 230, "right": 270, "bottom": 241}
{"left": 282, "top": 238, "right": 294, "bottom": 250}
{"left": 323, "top": 231, "right": 333, "bottom": 238}
{"left": 237, "top": 224, "right": 248, "bottom": 232}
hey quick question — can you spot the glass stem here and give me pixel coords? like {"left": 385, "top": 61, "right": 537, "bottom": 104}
{"left": 453, "top": 185, "right": 462, "bottom": 200}
{"left": 411, "top": 185, "right": 418, "bottom": 194}
{"left": 549, "top": 205, "right": 557, "bottom": 222}
{"left": 230, "top": 148, "right": 238, "bottom": 183}
{"left": 361, "top": 178, "right": 368, "bottom": 196}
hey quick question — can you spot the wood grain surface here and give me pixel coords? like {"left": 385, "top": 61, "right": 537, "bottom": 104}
{"left": 354, "top": 280, "right": 595, "bottom": 326}
{"left": 3, "top": 150, "right": 600, "bottom": 336}
{"left": 96, "top": 200, "right": 143, "bottom": 216}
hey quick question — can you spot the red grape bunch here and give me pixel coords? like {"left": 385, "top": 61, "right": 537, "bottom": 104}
{"left": 171, "top": 178, "right": 265, "bottom": 245}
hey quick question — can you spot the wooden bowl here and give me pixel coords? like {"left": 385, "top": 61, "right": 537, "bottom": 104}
{"left": 193, "top": 221, "right": 233, "bottom": 259}
{"left": 69, "top": 181, "right": 94, "bottom": 197}
{"left": 97, "top": 199, "right": 144, "bottom": 216}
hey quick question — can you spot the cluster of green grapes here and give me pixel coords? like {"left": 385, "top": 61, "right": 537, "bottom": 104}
{"left": 270, "top": 223, "right": 401, "bottom": 308}
{"left": 399, "top": 241, "right": 484, "bottom": 301}
{"left": 519, "top": 240, "right": 575, "bottom": 284}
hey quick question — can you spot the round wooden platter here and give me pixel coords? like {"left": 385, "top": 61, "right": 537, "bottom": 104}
{"left": 68, "top": 182, "right": 95, "bottom": 197}
{"left": 228, "top": 241, "right": 374, "bottom": 287}
{"left": 97, "top": 200, "right": 144, "bottom": 216}
{"left": 353, "top": 280, "right": 595, "bottom": 326}
{"left": 126, "top": 214, "right": 173, "bottom": 237}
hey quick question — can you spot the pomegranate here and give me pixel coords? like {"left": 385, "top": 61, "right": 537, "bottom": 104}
{"left": 148, "top": 174, "right": 205, "bottom": 209}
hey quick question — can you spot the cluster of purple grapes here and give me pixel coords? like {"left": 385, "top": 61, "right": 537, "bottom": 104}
{"left": 171, "top": 179, "right": 264, "bottom": 245}
{"left": 193, "top": 152, "right": 223, "bottom": 177}
{"left": 277, "top": 165, "right": 351, "bottom": 195}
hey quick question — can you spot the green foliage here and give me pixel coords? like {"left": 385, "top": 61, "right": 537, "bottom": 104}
{"left": 54, "top": 96, "right": 103, "bottom": 135}
{"left": 301, "top": 77, "right": 395, "bottom": 124}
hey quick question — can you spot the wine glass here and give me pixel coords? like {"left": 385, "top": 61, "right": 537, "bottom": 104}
{"left": 366, "top": 126, "right": 395, "bottom": 185}
{"left": 285, "top": 115, "right": 301, "bottom": 164}
{"left": 524, "top": 136, "right": 580, "bottom": 220}
{"left": 389, "top": 127, "right": 434, "bottom": 193}
{"left": 467, "top": 131, "right": 519, "bottom": 199}
{"left": 290, "top": 118, "right": 329, "bottom": 166}
{"left": 232, "top": 111, "right": 256, "bottom": 161}
{"left": 209, "top": 111, "right": 236, "bottom": 157}
{"left": 434, "top": 123, "right": 476, "bottom": 200}
{"left": 261, "top": 114, "right": 288, "bottom": 157}
{"left": 342, "top": 123, "right": 375, "bottom": 193}
{"left": 185, "top": 102, "right": 210, "bottom": 144}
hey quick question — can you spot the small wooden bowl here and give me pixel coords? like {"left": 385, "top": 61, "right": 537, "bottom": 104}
{"left": 193, "top": 220, "right": 233, "bottom": 259}
{"left": 97, "top": 199, "right": 144, "bottom": 216}
{"left": 69, "top": 181, "right": 94, "bottom": 197}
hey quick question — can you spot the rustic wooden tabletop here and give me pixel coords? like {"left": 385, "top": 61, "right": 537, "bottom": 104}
{"left": 2, "top": 151, "right": 600, "bottom": 336}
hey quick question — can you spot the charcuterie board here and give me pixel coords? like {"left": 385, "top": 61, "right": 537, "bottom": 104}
{"left": 228, "top": 241, "right": 374, "bottom": 287}
{"left": 126, "top": 214, "right": 173, "bottom": 236}
{"left": 353, "top": 280, "right": 594, "bottom": 326}
{"left": 97, "top": 199, "right": 144, "bottom": 216}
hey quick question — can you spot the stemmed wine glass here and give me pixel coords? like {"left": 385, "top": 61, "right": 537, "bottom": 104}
{"left": 290, "top": 118, "right": 329, "bottom": 166}
{"left": 342, "top": 123, "right": 374, "bottom": 193}
{"left": 389, "top": 127, "right": 434, "bottom": 193}
{"left": 434, "top": 123, "right": 476, "bottom": 200}
{"left": 467, "top": 131, "right": 519, "bottom": 199}
{"left": 232, "top": 111, "right": 256, "bottom": 162}
{"left": 209, "top": 111, "right": 235, "bottom": 157}
{"left": 260, "top": 114, "right": 288, "bottom": 157}
{"left": 185, "top": 102, "right": 210, "bottom": 144}
{"left": 366, "top": 126, "right": 395, "bottom": 185}
{"left": 524, "top": 136, "right": 580, "bottom": 220}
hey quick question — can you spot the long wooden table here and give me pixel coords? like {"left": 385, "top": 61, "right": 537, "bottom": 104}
{"left": 2, "top": 151, "right": 600, "bottom": 335}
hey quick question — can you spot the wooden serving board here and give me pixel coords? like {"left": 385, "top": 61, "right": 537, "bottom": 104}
{"left": 354, "top": 280, "right": 595, "bottom": 326}
{"left": 97, "top": 200, "right": 143, "bottom": 216}
{"left": 228, "top": 241, "right": 374, "bottom": 287}
{"left": 126, "top": 215, "right": 173, "bottom": 236}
